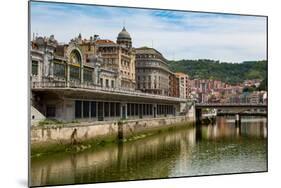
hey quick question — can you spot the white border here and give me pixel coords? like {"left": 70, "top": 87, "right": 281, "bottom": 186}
{"left": 1, "top": 0, "right": 280, "bottom": 188}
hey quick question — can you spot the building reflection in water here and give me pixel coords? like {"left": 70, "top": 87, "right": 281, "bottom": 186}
{"left": 31, "top": 117, "right": 267, "bottom": 187}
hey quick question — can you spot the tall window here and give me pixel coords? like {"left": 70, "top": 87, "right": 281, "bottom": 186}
{"left": 91, "top": 101, "right": 96, "bottom": 117}
{"left": 70, "top": 66, "right": 80, "bottom": 81}
{"left": 54, "top": 63, "right": 65, "bottom": 78}
{"left": 70, "top": 50, "right": 81, "bottom": 65}
{"left": 75, "top": 100, "right": 82, "bottom": 118}
{"left": 83, "top": 101, "right": 89, "bottom": 118}
{"left": 84, "top": 68, "right": 93, "bottom": 82}
{"left": 110, "top": 102, "right": 115, "bottom": 116}
{"left": 116, "top": 103, "right": 120, "bottom": 116}
{"left": 106, "top": 79, "right": 109, "bottom": 87}
{"left": 32, "top": 61, "right": 38, "bottom": 75}
{"left": 100, "top": 78, "right": 103, "bottom": 87}
{"left": 104, "top": 102, "right": 109, "bottom": 117}
{"left": 111, "top": 80, "right": 115, "bottom": 88}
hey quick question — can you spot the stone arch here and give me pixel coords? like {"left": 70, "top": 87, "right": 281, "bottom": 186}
{"left": 66, "top": 44, "right": 84, "bottom": 82}
{"left": 69, "top": 49, "right": 82, "bottom": 65}
{"left": 66, "top": 44, "right": 84, "bottom": 66}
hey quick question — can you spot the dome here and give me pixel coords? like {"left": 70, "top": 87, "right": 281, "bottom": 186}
{"left": 117, "top": 27, "right": 131, "bottom": 39}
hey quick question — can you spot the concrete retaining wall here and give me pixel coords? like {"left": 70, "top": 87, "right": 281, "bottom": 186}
{"left": 31, "top": 116, "right": 194, "bottom": 145}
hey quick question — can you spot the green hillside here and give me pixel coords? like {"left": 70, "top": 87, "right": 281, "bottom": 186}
{"left": 168, "top": 59, "right": 267, "bottom": 84}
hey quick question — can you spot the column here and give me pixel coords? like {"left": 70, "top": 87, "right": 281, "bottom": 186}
{"left": 96, "top": 101, "right": 98, "bottom": 119}
{"left": 103, "top": 102, "right": 105, "bottom": 120}
{"left": 121, "top": 103, "right": 127, "bottom": 119}
{"left": 120, "top": 103, "right": 123, "bottom": 119}
{"left": 80, "top": 66, "right": 84, "bottom": 84}
{"left": 81, "top": 100, "right": 84, "bottom": 118}
{"left": 67, "top": 64, "right": 70, "bottom": 87}
{"left": 89, "top": 101, "right": 91, "bottom": 120}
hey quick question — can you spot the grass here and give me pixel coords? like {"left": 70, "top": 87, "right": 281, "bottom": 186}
{"left": 38, "top": 119, "right": 63, "bottom": 126}
{"left": 31, "top": 135, "right": 118, "bottom": 158}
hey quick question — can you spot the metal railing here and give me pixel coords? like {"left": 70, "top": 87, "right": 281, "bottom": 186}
{"left": 196, "top": 102, "right": 267, "bottom": 107}
{"left": 31, "top": 81, "right": 187, "bottom": 102}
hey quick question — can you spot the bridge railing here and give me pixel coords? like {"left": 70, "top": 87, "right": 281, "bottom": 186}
{"left": 196, "top": 103, "right": 267, "bottom": 106}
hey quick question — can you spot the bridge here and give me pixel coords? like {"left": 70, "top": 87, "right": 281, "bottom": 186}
{"left": 195, "top": 103, "right": 267, "bottom": 125}
{"left": 195, "top": 103, "right": 267, "bottom": 109}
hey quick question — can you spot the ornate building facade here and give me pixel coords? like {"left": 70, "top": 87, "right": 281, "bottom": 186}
{"left": 96, "top": 27, "right": 136, "bottom": 90}
{"left": 30, "top": 28, "right": 185, "bottom": 124}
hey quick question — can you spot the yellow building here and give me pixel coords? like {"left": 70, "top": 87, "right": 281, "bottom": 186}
{"left": 96, "top": 27, "right": 136, "bottom": 90}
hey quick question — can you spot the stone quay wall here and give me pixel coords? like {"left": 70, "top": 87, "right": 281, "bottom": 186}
{"left": 31, "top": 116, "right": 194, "bottom": 145}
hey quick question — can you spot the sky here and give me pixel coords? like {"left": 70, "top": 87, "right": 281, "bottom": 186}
{"left": 30, "top": 1, "right": 267, "bottom": 63}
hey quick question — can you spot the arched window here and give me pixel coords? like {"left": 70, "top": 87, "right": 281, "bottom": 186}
{"left": 69, "top": 49, "right": 82, "bottom": 81}
{"left": 69, "top": 50, "right": 82, "bottom": 65}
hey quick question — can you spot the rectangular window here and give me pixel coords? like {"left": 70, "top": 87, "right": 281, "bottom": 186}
{"left": 91, "top": 101, "right": 96, "bottom": 117}
{"left": 132, "top": 103, "right": 135, "bottom": 116}
{"left": 127, "top": 104, "right": 131, "bottom": 116}
{"left": 116, "top": 103, "right": 120, "bottom": 116}
{"left": 157, "top": 105, "right": 159, "bottom": 115}
{"left": 75, "top": 100, "right": 82, "bottom": 118}
{"left": 104, "top": 102, "right": 109, "bottom": 117}
{"left": 32, "top": 61, "right": 38, "bottom": 75}
{"left": 70, "top": 66, "right": 80, "bottom": 81}
{"left": 54, "top": 63, "right": 65, "bottom": 78}
{"left": 83, "top": 68, "right": 93, "bottom": 82}
{"left": 83, "top": 101, "right": 89, "bottom": 118}
{"left": 100, "top": 78, "right": 103, "bottom": 87}
{"left": 106, "top": 79, "right": 109, "bottom": 87}
{"left": 97, "top": 102, "right": 104, "bottom": 121}
{"left": 111, "top": 80, "right": 115, "bottom": 88}
{"left": 110, "top": 102, "right": 115, "bottom": 116}
{"left": 136, "top": 104, "right": 139, "bottom": 115}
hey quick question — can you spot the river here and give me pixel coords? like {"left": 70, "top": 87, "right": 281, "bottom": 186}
{"left": 30, "top": 117, "right": 267, "bottom": 187}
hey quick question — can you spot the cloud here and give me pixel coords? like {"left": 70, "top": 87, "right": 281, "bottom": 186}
{"left": 30, "top": 1, "right": 267, "bottom": 63}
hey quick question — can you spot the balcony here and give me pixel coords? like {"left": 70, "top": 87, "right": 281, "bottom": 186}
{"left": 31, "top": 81, "right": 186, "bottom": 102}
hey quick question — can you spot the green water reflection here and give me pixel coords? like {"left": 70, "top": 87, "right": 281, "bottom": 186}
{"left": 31, "top": 117, "right": 267, "bottom": 186}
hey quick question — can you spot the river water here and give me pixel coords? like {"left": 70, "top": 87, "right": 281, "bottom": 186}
{"left": 30, "top": 117, "right": 267, "bottom": 187}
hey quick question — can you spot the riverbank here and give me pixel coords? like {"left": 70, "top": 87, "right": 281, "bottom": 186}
{"left": 31, "top": 116, "right": 194, "bottom": 157}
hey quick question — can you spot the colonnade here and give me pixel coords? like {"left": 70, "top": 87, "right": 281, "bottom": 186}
{"left": 74, "top": 100, "right": 176, "bottom": 121}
